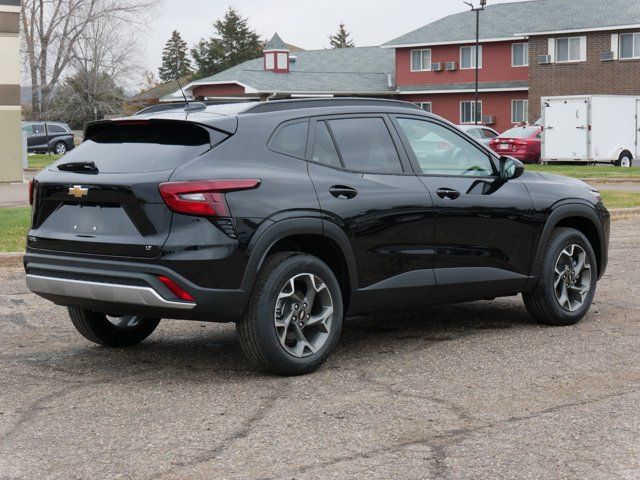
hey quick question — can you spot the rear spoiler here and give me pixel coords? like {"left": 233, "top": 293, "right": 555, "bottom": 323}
{"left": 83, "top": 117, "right": 237, "bottom": 147}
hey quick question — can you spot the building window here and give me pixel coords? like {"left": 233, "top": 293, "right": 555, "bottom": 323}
{"left": 416, "top": 102, "right": 432, "bottom": 112}
{"left": 556, "top": 37, "right": 582, "bottom": 62}
{"left": 265, "top": 53, "right": 275, "bottom": 70}
{"left": 411, "top": 49, "right": 432, "bottom": 71}
{"left": 620, "top": 33, "right": 640, "bottom": 59}
{"left": 460, "top": 45, "right": 482, "bottom": 69}
{"left": 460, "top": 101, "right": 482, "bottom": 124}
{"left": 512, "top": 100, "right": 528, "bottom": 124}
{"left": 512, "top": 43, "right": 529, "bottom": 66}
{"left": 276, "top": 53, "right": 288, "bottom": 69}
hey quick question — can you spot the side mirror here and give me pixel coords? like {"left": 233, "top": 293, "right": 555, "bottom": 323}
{"left": 499, "top": 156, "right": 524, "bottom": 181}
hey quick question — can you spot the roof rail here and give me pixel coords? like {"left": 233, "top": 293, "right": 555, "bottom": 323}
{"left": 243, "top": 98, "right": 422, "bottom": 114}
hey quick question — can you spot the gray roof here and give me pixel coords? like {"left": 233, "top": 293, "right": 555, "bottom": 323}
{"left": 397, "top": 80, "right": 528, "bottom": 92}
{"left": 384, "top": 0, "right": 640, "bottom": 47}
{"left": 171, "top": 47, "right": 395, "bottom": 98}
{"left": 265, "top": 33, "right": 288, "bottom": 51}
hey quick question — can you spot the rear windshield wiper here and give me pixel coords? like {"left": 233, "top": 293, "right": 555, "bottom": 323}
{"left": 57, "top": 161, "right": 99, "bottom": 174}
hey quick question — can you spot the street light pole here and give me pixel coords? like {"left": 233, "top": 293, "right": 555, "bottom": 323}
{"left": 464, "top": 0, "right": 486, "bottom": 125}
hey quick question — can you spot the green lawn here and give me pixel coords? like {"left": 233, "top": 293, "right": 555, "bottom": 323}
{"left": 0, "top": 207, "right": 31, "bottom": 252}
{"left": 28, "top": 154, "right": 63, "bottom": 170}
{"left": 527, "top": 164, "right": 640, "bottom": 179}
{"left": 600, "top": 191, "right": 640, "bottom": 209}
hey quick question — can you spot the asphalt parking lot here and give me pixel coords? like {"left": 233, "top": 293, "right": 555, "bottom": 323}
{"left": 1, "top": 219, "right": 639, "bottom": 480}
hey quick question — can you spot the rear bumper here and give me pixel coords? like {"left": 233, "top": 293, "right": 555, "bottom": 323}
{"left": 24, "top": 252, "right": 249, "bottom": 322}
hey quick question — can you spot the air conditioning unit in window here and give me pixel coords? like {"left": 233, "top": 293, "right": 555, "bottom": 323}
{"left": 482, "top": 115, "right": 495, "bottom": 125}
{"left": 601, "top": 51, "right": 614, "bottom": 61}
{"left": 538, "top": 54, "right": 552, "bottom": 64}
{"left": 432, "top": 62, "right": 443, "bottom": 71}
{"left": 445, "top": 62, "right": 457, "bottom": 71}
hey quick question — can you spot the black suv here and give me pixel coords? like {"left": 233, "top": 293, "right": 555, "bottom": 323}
{"left": 24, "top": 99, "right": 610, "bottom": 375}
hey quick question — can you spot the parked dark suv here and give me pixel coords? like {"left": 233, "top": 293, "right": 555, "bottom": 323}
{"left": 22, "top": 121, "right": 75, "bottom": 155}
{"left": 24, "top": 99, "right": 610, "bottom": 375}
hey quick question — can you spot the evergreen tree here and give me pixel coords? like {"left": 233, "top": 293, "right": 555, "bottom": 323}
{"left": 329, "top": 23, "right": 355, "bottom": 48}
{"left": 159, "top": 30, "right": 192, "bottom": 82}
{"left": 191, "top": 8, "right": 263, "bottom": 78}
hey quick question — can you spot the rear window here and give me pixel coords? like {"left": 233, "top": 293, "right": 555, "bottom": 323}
{"left": 48, "top": 125, "right": 67, "bottom": 134}
{"left": 52, "top": 121, "right": 221, "bottom": 174}
{"left": 500, "top": 127, "right": 539, "bottom": 139}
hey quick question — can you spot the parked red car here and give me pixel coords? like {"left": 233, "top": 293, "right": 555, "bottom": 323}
{"left": 489, "top": 126, "right": 542, "bottom": 164}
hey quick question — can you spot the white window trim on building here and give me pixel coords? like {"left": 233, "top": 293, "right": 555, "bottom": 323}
{"left": 512, "top": 42, "right": 529, "bottom": 67}
{"left": 460, "top": 101, "right": 483, "bottom": 124}
{"left": 276, "top": 52, "right": 288, "bottom": 69}
{"left": 460, "top": 45, "right": 483, "bottom": 69}
{"left": 619, "top": 32, "right": 640, "bottom": 59}
{"left": 555, "top": 36, "right": 586, "bottom": 63}
{"left": 410, "top": 49, "right": 432, "bottom": 72}
{"left": 417, "top": 102, "right": 432, "bottom": 112}
{"left": 265, "top": 53, "right": 275, "bottom": 70}
{"left": 511, "top": 99, "right": 529, "bottom": 124}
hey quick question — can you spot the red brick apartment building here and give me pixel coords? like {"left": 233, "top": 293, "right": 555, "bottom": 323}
{"left": 162, "top": 0, "right": 640, "bottom": 134}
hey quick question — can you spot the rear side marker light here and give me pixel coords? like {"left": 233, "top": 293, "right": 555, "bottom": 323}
{"left": 158, "top": 179, "right": 261, "bottom": 217}
{"left": 158, "top": 276, "right": 195, "bottom": 302}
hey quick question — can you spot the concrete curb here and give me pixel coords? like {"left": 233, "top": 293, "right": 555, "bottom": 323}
{"left": 610, "top": 207, "right": 640, "bottom": 220}
{"left": 0, "top": 253, "right": 23, "bottom": 267}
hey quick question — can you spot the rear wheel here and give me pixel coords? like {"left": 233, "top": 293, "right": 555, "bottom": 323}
{"left": 615, "top": 152, "right": 632, "bottom": 168}
{"left": 53, "top": 141, "right": 67, "bottom": 155}
{"left": 523, "top": 228, "right": 597, "bottom": 326}
{"left": 68, "top": 307, "right": 160, "bottom": 347}
{"left": 236, "top": 253, "right": 344, "bottom": 376}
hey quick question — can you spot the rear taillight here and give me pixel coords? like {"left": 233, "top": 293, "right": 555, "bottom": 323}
{"left": 29, "top": 180, "right": 35, "bottom": 205}
{"left": 158, "top": 179, "right": 261, "bottom": 217}
{"left": 158, "top": 276, "right": 195, "bottom": 302}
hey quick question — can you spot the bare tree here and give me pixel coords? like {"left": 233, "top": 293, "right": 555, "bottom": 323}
{"left": 21, "top": 0, "right": 159, "bottom": 119}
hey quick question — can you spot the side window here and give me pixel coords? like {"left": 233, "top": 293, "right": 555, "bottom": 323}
{"left": 22, "top": 125, "right": 33, "bottom": 134}
{"left": 482, "top": 129, "right": 498, "bottom": 139}
{"left": 467, "top": 128, "right": 482, "bottom": 139}
{"left": 48, "top": 125, "right": 66, "bottom": 134}
{"left": 270, "top": 121, "right": 308, "bottom": 158}
{"left": 311, "top": 121, "right": 341, "bottom": 168}
{"left": 327, "top": 117, "right": 402, "bottom": 174}
{"left": 396, "top": 117, "right": 494, "bottom": 177}
{"left": 32, "top": 124, "right": 45, "bottom": 135}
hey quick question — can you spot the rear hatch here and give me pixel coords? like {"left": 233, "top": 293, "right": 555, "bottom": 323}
{"left": 29, "top": 119, "right": 229, "bottom": 258}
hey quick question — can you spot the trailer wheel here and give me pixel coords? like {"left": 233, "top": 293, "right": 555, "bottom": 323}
{"left": 615, "top": 152, "right": 633, "bottom": 168}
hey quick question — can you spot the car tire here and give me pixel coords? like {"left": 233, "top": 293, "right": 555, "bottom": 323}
{"left": 614, "top": 152, "right": 632, "bottom": 168}
{"left": 68, "top": 307, "right": 160, "bottom": 347}
{"left": 523, "top": 228, "right": 597, "bottom": 326}
{"left": 53, "top": 141, "right": 67, "bottom": 155}
{"left": 236, "top": 252, "right": 344, "bottom": 376}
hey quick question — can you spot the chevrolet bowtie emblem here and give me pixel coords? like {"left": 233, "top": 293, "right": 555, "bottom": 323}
{"left": 68, "top": 185, "right": 89, "bottom": 198}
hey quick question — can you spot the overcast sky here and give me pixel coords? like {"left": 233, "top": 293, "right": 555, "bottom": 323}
{"left": 142, "top": 0, "right": 530, "bottom": 76}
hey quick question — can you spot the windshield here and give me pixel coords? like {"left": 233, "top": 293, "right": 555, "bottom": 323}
{"left": 501, "top": 127, "right": 539, "bottom": 139}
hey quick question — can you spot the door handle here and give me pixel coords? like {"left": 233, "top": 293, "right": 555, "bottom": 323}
{"left": 329, "top": 185, "right": 358, "bottom": 199}
{"left": 436, "top": 188, "right": 461, "bottom": 200}
{"left": 576, "top": 125, "right": 586, "bottom": 130}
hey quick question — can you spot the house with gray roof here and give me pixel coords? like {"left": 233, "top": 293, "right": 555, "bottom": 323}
{"left": 164, "top": 0, "right": 640, "bottom": 134}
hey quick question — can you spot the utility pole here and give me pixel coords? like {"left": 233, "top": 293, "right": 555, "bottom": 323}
{"left": 464, "top": 0, "right": 486, "bottom": 125}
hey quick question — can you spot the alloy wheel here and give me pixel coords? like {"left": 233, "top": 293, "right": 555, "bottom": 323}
{"left": 553, "top": 244, "right": 592, "bottom": 312}
{"left": 274, "top": 273, "right": 334, "bottom": 358}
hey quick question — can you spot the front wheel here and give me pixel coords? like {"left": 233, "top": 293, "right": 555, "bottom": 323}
{"left": 53, "top": 141, "right": 67, "bottom": 155}
{"left": 68, "top": 307, "right": 160, "bottom": 347}
{"left": 236, "top": 253, "right": 344, "bottom": 376}
{"left": 523, "top": 228, "right": 597, "bottom": 326}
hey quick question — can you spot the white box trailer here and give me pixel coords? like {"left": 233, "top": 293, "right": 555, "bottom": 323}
{"left": 541, "top": 95, "right": 639, "bottom": 167}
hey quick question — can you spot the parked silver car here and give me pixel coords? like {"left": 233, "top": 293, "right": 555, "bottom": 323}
{"left": 457, "top": 125, "right": 499, "bottom": 146}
